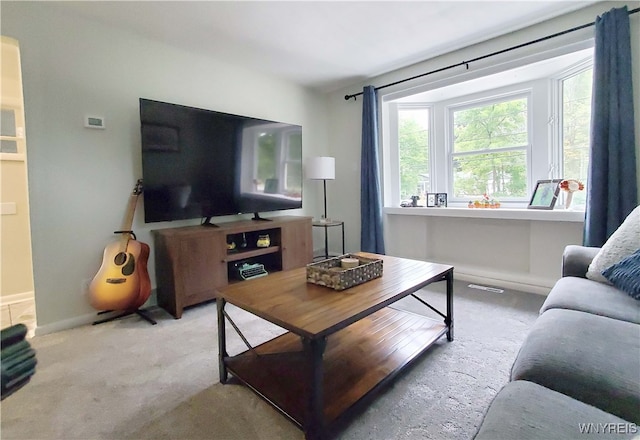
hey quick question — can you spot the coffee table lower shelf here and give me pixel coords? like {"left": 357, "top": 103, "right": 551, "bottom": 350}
{"left": 224, "top": 306, "right": 447, "bottom": 432}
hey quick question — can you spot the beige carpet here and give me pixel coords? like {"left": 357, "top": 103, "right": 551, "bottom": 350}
{"left": 0, "top": 280, "right": 544, "bottom": 439}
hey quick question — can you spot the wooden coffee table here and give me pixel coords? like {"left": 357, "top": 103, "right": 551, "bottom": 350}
{"left": 216, "top": 252, "right": 453, "bottom": 440}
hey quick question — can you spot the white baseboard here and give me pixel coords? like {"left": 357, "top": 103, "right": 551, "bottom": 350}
{"left": 453, "top": 265, "right": 553, "bottom": 296}
{"left": 34, "top": 312, "right": 99, "bottom": 336}
{"left": 1, "top": 291, "right": 35, "bottom": 306}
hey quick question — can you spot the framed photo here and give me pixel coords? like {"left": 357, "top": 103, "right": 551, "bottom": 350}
{"left": 436, "top": 193, "right": 448, "bottom": 207}
{"left": 528, "top": 179, "right": 562, "bottom": 210}
{"left": 426, "top": 193, "right": 436, "bottom": 207}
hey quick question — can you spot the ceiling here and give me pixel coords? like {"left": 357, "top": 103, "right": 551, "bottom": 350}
{"left": 49, "top": 1, "right": 599, "bottom": 93}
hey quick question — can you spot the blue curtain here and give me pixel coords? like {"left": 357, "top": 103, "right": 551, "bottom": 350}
{"left": 584, "top": 6, "right": 638, "bottom": 247}
{"left": 361, "top": 86, "right": 385, "bottom": 254}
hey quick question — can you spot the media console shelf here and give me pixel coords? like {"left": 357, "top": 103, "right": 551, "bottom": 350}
{"left": 226, "top": 245, "right": 281, "bottom": 262}
{"left": 153, "top": 216, "right": 313, "bottom": 318}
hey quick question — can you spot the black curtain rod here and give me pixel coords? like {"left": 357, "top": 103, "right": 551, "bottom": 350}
{"left": 344, "top": 6, "right": 640, "bottom": 101}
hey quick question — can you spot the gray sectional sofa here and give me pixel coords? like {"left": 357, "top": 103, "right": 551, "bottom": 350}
{"left": 474, "top": 245, "right": 640, "bottom": 439}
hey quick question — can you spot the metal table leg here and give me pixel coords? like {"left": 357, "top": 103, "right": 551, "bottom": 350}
{"left": 324, "top": 226, "right": 329, "bottom": 259}
{"left": 303, "top": 336, "right": 327, "bottom": 440}
{"left": 217, "top": 298, "right": 228, "bottom": 383}
{"left": 445, "top": 269, "right": 454, "bottom": 341}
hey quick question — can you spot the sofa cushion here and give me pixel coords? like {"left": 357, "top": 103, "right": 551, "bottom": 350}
{"left": 511, "top": 309, "right": 640, "bottom": 423}
{"left": 540, "top": 277, "right": 640, "bottom": 324}
{"left": 474, "top": 381, "right": 636, "bottom": 440}
{"left": 602, "top": 249, "right": 640, "bottom": 300}
{"left": 586, "top": 205, "right": 640, "bottom": 283}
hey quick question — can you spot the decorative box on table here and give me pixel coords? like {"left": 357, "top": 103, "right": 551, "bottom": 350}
{"left": 306, "top": 254, "right": 383, "bottom": 291}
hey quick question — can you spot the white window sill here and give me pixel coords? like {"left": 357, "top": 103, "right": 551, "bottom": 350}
{"left": 384, "top": 206, "right": 584, "bottom": 222}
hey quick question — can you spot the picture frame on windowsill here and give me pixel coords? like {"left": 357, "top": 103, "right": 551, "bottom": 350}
{"left": 436, "top": 193, "right": 448, "bottom": 207}
{"left": 528, "top": 179, "right": 562, "bottom": 210}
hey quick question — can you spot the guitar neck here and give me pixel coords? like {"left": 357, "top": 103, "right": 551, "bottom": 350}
{"left": 118, "top": 181, "right": 143, "bottom": 251}
{"left": 121, "top": 193, "right": 139, "bottom": 234}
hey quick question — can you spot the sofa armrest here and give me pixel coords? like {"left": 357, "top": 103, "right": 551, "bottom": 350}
{"left": 562, "top": 245, "right": 601, "bottom": 278}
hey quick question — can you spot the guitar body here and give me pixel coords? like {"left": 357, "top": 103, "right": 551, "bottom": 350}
{"left": 89, "top": 239, "right": 151, "bottom": 311}
{"left": 129, "top": 240, "right": 151, "bottom": 310}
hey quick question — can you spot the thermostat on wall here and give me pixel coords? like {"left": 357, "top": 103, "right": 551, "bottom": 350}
{"left": 84, "top": 115, "right": 105, "bottom": 129}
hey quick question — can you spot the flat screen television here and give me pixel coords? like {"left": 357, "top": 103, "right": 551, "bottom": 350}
{"left": 139, "top": 98, "right": 302, "bottom": 224}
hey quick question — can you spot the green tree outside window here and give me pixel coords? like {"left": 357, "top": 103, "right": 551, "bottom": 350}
{"left": 398, "top": 108, "right": 429, "bottom": 201}
{"left": 562, "top": 68, "right": 592, "bottom": 208}
{"left": 452, "top": 97, "right": 528, "bottom": 199}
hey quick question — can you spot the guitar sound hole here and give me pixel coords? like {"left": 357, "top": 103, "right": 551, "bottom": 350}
{"left": 114, "top": 252, "right": 127, "bottom": 266}
{"left": 122, "top": 254, "right": 136, "bottom": 276}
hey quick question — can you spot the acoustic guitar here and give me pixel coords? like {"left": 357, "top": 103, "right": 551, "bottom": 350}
{"left": 89, "top": 180, "right": 151, "bottom": 312}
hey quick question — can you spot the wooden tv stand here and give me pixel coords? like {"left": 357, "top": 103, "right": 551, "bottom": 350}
{"left": 152, "top": 216, "right": 313, "bottom": 318}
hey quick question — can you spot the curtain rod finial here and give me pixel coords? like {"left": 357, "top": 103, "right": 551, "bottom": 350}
{"left": 344, "top": 94, "right": 356, "bottom": 101}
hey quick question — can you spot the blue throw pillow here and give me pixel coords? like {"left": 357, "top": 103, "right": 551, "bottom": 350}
{"left": 602, "top": 248, "right": 640, "bottom": 300}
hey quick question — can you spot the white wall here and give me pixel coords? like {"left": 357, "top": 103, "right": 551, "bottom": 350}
{"left": 325, "top": 1, "right": 640, "bottom": 292}
{"left": 384, "top": 211, "right": 583, "bottom": 293}
{"left": 1, "top": 2, "right": 329, "bottom": 333}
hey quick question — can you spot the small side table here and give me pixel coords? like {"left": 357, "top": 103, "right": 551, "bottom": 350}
{"left": 312, "top": 220, "right": 345, "bottom": 260}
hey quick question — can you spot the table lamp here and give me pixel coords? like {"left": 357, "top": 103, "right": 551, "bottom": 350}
{"left": 306, "top": 156, "right": 335, "bottom": 222}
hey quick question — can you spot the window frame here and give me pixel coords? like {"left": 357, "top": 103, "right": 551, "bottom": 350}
{"left": 551, "top": 59, "right": 594, "bottom": 208}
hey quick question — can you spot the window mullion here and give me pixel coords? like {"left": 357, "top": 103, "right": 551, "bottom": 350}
{"left": 452, "top": 144, "right": 529, "bottom": 157}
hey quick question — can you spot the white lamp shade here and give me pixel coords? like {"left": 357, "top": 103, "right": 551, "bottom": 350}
{"left": 306, "top": 156, "right": 335, "bottom": 180}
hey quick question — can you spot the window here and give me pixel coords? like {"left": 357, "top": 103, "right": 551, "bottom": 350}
{"left": 398, "top": 107, "right": 431, "bottom": 202}
{"left": 385, "top": 47, "right": 593, "bottom": 208}
{"left": 450, "top": 95, "right": 529, "bottom": 200}
{"left": 560, "top": 67, "right": 592, "bottom": 208}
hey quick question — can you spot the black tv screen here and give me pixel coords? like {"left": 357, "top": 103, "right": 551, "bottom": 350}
{"left": 139, "top": 99, "right": 302, "bottom": 223}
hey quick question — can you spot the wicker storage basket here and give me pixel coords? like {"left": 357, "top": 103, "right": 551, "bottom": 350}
{"left": 306, "top": 254, "right": 383, "bottom": 291}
